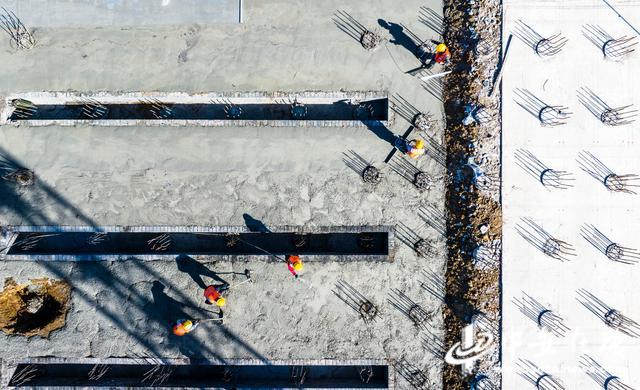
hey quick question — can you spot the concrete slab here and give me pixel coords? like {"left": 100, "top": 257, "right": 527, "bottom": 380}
{"left": 0, "top": 0, "right": 446, "bottom": 388}
{"left": 503, "top": 0, "right": 640, "bottom": 388}
{"left": 5, "top": 0, "right": 241, "bottom": 27}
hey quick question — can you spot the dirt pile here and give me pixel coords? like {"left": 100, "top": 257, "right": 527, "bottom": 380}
{"left": 0, "top": 277, "right": 71, "bottom": 338}
{"left": 441, "top": 0, "right": 503, "bottom": 388}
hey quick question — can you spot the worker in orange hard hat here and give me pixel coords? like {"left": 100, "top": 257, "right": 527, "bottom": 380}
{"left": 204, "top": 283, "right": 229, "bottom": 307}
{"left": 286, "top": 254, "right": 304, "bottom": 278}
{"left": 405, "top": 139, "right": 426, "bottom": 159}
{"left": 434, "top": 43, "right": 450, "bottom": 65}
{"left": 172, "top": 319, "right": 199, "bottom": 336}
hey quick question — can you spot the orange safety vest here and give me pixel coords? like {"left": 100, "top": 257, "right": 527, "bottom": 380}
{"left": 173, "top": 319, "right": 195, "bottom": 336}
{"left": 204, "top": 285, "right": 221, "bottom": 304}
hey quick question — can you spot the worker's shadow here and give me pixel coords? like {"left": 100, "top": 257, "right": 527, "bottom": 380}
{"left": 365, "top": 120, "right": 396, "bottom": 146}
{"left": 176, "top": 254, "right": 227, "bottom": 289}
{"left": 378, "top": 19, "right": 419, "bottom": 56}
{"left": 243, "top": 213, "right": 271, "bottom": 233}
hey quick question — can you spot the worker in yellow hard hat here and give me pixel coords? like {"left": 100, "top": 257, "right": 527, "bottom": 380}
{"left": 406, "top": 139, "right": 426, "bottom": 159}
{"left": 287, "top": 254, "right": 303, "bottom": 278}
{"left": 172, "top": 319, "right": 199, "bottom": 336}
{"left": 204, "top": 284, "right": 229, "bottom": 307}
{"left": 434, "top": 43, "right": 451, "bottom": 64}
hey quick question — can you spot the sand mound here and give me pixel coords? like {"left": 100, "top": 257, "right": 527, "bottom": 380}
{"left": 0, "top": 277, "right": 71, "bottom": 338}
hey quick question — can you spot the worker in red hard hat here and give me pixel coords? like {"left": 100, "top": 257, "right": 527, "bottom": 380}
{"left": 172, "top": 319, "right": 199, "bottom": 336}
{"left": 286, "top": 255, "right": 304, "bottom": 278}
{"left": 204, "top": 283, "right": 229, "bottom": 307}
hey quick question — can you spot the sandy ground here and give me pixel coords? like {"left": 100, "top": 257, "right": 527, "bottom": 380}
{"left": 503, "top": 0, "right": 640, "bottom": 388}
{"left": 0, "top": 0, "right": 446, "bottom": 388}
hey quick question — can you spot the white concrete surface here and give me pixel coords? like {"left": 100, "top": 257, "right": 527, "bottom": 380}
{"left": 5, "top": 0, "right": 241, "bottom": 27}
{"left": 503, "top": 0, "right": 640, "bottom": 388}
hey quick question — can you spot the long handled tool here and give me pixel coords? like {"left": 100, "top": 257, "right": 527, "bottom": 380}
{"left": 227, "top": 270, "right": 253, "bottom": 290}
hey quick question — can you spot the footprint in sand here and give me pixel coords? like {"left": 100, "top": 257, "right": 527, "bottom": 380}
{"left": 177, "top": 25, "right": 201, "bottom": 63}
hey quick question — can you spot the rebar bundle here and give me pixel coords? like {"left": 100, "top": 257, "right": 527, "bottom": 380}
{"left": 579, "top": 355, "right": 635, "bottom": 390}
{"left": 388, "top": 289, "right": 430, "bottom": 329}
{"left": 513, "top": 292, "right": 570, "bottom": 337}
{"left": 517, "top": 359, "right": 565, "bottom": 390}
{"left": 515, "top": 217, "right": 575, "bottom": 261}
{"left": 342, "top": 150, "right": 382, "bottom": 184}
{"left": 513, "top": 89, "right": 571, "bottom": 126}
{"left": 0, "top": 7, "right": 36, "bottom": 49}
{"left": 577, "top": 87, "right": 637, "bottom": 126}
{"left": 577, "top": 151, "right": 640, "bottom": 194}
{"left": 514, "top": 149, "right": 573, "bottom": 189}
{"left": 332, "top": 10, "right": 381, "bottom": 50}
{"left": 577, "top": 289, "right": 640, "bottom": 337}
{"left": 512, "top": 19, "right": 567, "bottom": 56}
{"left": 583, "top": 24, "right": 637, "bottom": 60}
{"left": 333, "top": 280, "right": 379, "bottom": 323}
{"left": 580, "top": 223, "right": 640, "bottom": 264}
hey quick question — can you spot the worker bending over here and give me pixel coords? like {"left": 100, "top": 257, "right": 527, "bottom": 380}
{"left": 173, "top": 319, "right": 199, "bottom": 336}
{"left": 204, "top": 283, "right": 229, "bottom": 307}
{"left": 286, "top": 255, "right": 304, "bottom": 278}
{"left": 405, "top": 139, "right": 426, "bottom": 159}
{"left": 434, "top": 43, "right": 451, "bottom": 65}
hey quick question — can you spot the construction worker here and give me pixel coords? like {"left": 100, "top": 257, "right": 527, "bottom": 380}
{"left": 434, "top": 43, "right": 451, "bottom": 65}
{"left": 287, "top": 255, "right": 303, "bottom": 278}
{"left": 172, "top": 319, "right": 199, "bottom": 336}
{"left": 405, "top": 139, "right": 426, "bottom": 159}
{"left": 204, "top": 284, "right": 229, "bottom": 307}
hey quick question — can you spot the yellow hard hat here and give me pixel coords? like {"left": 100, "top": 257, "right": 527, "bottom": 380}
{"left": 216, "top": 297, "right": 226, "bottom": 307}
{"left": 414, "top": 139, "right": 425, "bottom": 149}
{"left": 436, "top": 43, "right": 447, "bottom": 52}
{"left": 293, "top": 261, "right": 304, "bottom": 271}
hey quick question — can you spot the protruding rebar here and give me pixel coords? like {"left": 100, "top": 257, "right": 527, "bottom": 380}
{"left": 513, "top": 292, "right": 570, "bottom": 337}
{"left": 517, "top": 359, "right": 565, "bottom": 390}
{"left": 515, "top": 217, "right": 575, "bottom": 261}
{"left": 422, "top": 74, "right": 444, "bottom": 103}
{"left": 580, "top": 223, "right": 640, "bottom": 264}
{"left": 577, "top": 151, "right": 640, "bottom": 194}
{"left": 418, "top": 7, "right": 443, "bottom": 37}
{"left": 388, "top": 289, "right": 430, "bottom": 329}
{"left": 389, "top": 155, "right": 433, "bottom": 191}
{"left": 10, "top": 98, "right": 38, "bottom": 119}
{"left": 333, "top": 280, "right": 379, "bottom": 323}
{"left": 332, "top": 10, "right": 381, "bottom": 50}
{"left": 390, "top": 94, "right": 423, "bottom": 125}
{"left": 583, "top": 24, "right": 637, "bottom": 60}
{"left": 147, "top": 233, "right": 172, "bottom": 251}
{"left": 577, "top": 289, "right": 640, "bottom": 337}
{"left": 0, "top": 7, "right": 36, "bottom": 49}
{"left": 577, "top": 87, "right": 637, "bottom": 126}
{"left": 513, "top": 89, "right": 571, "bottom": 126}
{"left": 419, "top": 134, "right": 446, "bottom": 168}
{"left": 342, "top": 150, "right": 382, "bottom": 184}
{"left": 395, "top": 223, "right": 433, "bottom": 258}
{"left": 514, "top": 149, "right": 574, "bottom": 189}
{"left": 80, "top": 98, "right": 109, "bottom": 119}
{"left": 394, "top": 358, "right": 431, "bottom": 390}
{"left": 87, "top": 232, "right": 108, "bottom": 245}
{"left": 472, "top": 375, "right": 499, "bottom": 390}
{"left": 418, "top": 204, "right": 446, "bottom": 237}
{"left": 512, "top": 19, "right": 567, "bottom": 56}
{"left": 142, "top": 98, "right": 173, "bottom": 119}
{"left": 580, "top": 355, "right": 635, "bottom": 390}
{"left": 420, "top": 269, "right": 446, "bottom": 302}
{"left": 88, "top": 364, "right": 110, "bottom": 381}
